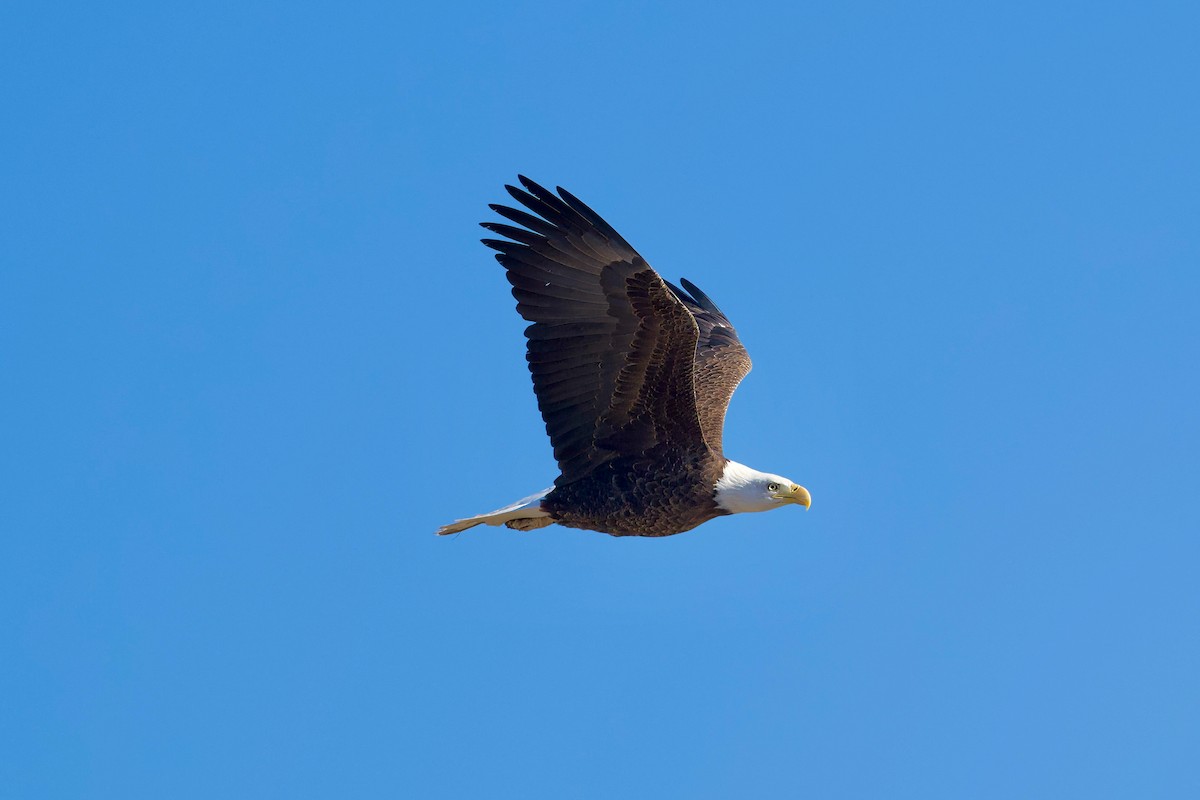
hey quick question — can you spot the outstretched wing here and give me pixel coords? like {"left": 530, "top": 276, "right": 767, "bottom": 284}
{"left": 664, "top": 278, "right": 752, "bottom": 455}
{"left": 482, "top": 176, "right": 707, "bottom": 483}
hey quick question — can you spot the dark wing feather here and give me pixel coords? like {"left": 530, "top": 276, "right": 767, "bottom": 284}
{"left": 664, "top": 278, "right": 752, "bottom": 454}
{"left": 484, "top": 176, "right": 707, "bottom": 483}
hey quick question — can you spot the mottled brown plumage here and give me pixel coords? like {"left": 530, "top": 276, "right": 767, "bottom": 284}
{"left": 665, "top": 278, "right": 753, "bottom": 455}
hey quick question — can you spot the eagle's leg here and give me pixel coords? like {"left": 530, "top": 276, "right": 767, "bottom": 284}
{"left": 505, "top": 517, "right": 553, "bottom": 531}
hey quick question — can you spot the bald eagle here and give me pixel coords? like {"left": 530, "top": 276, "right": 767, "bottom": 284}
{"left": 436, "top": 177, "right": 810, "bottom": 537}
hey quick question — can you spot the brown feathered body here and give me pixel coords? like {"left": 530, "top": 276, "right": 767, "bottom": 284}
{"left": 545, "top": 449, "right": 728, "bottom": 537}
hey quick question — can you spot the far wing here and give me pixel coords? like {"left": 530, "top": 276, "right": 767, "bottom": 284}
{"left": 664, "top": 278, "right": 752, "bottom": 455}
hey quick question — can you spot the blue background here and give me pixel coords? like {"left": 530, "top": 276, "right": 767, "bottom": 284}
{"left": 4, "top": 1, "right": 1198, "bottom": 797}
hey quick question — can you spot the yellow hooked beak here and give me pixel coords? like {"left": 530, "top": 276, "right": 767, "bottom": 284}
{"left": 772, "top": 484, "right": 811, "bottom": 509}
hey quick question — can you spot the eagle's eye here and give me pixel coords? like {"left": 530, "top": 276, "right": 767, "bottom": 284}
{"left": 767, "top": 482, "right": 779, "bottom": 492}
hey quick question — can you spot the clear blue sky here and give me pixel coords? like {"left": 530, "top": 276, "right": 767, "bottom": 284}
{"left": 3, "top": 1, "right": 1198, "bottom": 797}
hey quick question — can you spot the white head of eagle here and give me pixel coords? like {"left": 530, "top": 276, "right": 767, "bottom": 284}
{"left": 714, "top": 460, "right": 812, "bottom": 515}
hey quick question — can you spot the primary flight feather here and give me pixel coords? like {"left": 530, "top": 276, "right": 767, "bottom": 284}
{"left": 436, "top": 177, "right": 810, "bottom": 537}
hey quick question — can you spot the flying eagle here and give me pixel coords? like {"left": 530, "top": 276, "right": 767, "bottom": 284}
{"left": 436, "top": 177, "right": 810, "bottom": 537}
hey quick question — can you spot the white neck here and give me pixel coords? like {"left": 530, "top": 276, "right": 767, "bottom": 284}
{"left": 714, "top": 460, "right": 778, "bottom": 514}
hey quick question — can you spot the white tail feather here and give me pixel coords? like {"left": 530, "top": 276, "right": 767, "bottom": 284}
{"left": 435, "top": 488, "right": 553, "bottom": 536}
